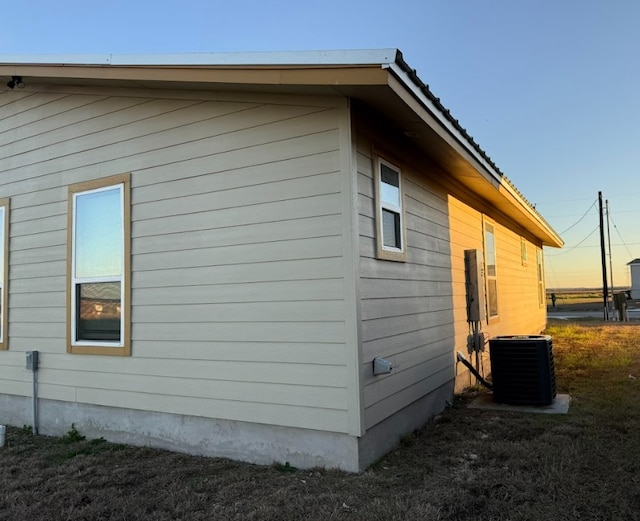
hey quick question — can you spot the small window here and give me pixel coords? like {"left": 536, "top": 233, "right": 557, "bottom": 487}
{"left": 537, "top": 248, "right": 545, "bottom": 307}
{"left": 484, "top": 221, "right": 498, "bottom": 319}
{"left": 0, "top": 199, "right": 9, "bottom": 350}
{"left": 375, "top": 157, "right": 406, "bottom": 262}
{"left": 68, "top": 174, "right": 130, "bottom": 355}
{"left": 521, "top": 237, "right": 528, "bottom": 266}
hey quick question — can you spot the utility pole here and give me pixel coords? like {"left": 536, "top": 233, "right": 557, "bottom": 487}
{"left": 599, "top": 192, "right": 609, "bottom": 320}
{"left": 606, "top": 199, "right": 614, "bottom": 300}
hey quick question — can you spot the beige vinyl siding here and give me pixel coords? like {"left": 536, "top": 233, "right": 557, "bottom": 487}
{"left": 448, "top": 195, "right": 547, "bottom": 390}
{"left": 356, "top": 134, "right": 456, "bottom": 431}
{"left": 0, "top": 87, "right": 352, "bottom": 433}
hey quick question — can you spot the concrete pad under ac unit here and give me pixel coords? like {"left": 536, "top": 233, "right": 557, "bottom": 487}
{"left": 468, "top": 393, "right": 570, "bottom": 414}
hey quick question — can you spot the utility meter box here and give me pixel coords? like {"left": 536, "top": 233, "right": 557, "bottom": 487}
{"left": 26, "top": 351, "right": 39, "bottom": 371}
{"left": 464, "top": 249, "right": 486, "bottom": 322}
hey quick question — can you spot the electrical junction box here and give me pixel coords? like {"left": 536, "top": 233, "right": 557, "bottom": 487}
{"left": 467, "top": 331, "right": 486, "bottom": 353}
{"left": 373, "top": 357, "right": 393, "bottom": 375}
{"left": 26, "top": 351, "right": 39, "bottom": 371}
{"left": 464, "top": 249, "right": 486, "bottom": 322}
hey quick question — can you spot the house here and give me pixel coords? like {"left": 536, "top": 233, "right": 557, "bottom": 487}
{"left": 628, "top": 259, "right": 640, "bottom": 299}
{"left": 0, "top": 49, "right": 562, "bottom": 472}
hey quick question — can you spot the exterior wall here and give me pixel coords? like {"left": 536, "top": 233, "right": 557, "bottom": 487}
{"left": 354, "top": 128, "right": 456, "bottom": 433}
{"left": 630, "top": 263, "right": 640, "bottom": 299}
{"left": 353, "top": 116, "right": 548, "bottom": 433}
{"left": 448, "top": 195, "right": 547, "bottom": 391}
{"left": 0, "top": 85, "right": 361, "bottom": 466}
{"left": 0, "top": 84, "right": 552, "bottom": 471}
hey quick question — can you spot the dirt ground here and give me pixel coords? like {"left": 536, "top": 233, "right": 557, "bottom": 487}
{"left": 1, "top": 322, "right": 640, "bottom": 520}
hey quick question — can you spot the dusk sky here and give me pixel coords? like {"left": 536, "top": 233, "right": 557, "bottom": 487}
{"left": 4, "top": 0, "right": 639, "bottom": 288}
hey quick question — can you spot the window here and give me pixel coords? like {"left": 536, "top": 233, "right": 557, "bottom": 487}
{"left": 521, "top": 237, "right": 528, "bottom": 266}
{"left": 0, "top": 199, "right": 9, "bottom": 350}
{"left": 484, "top": 221, "right": 498, "bottom": 319}
{"left": 537, "top": 248, "right": 545, "bottom": 307}
{"left": 375, "top": 157, "right": 406, "bottom": 261}
{"left": 68, "top": 174, "right": 130, "bottom": 355}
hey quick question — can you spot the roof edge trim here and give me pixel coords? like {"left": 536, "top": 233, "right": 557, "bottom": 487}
{"left": 386, "top": 51, "right": 562, "bottom": 247}
{"left": 385, "top": 51, "right": 503, "bottom": 183}
{"left": 0, "top": 49, "right": 400, "bottom": 67}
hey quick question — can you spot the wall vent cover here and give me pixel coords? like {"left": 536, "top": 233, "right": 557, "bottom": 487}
{"left": 489, "top": 335, "right": 556, "bottom": 406}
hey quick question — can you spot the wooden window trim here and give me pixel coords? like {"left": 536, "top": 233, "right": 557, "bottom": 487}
{"left": 374, "top": 155, "right": 407, "bottom": 262}
{"left": 67, "top": 173, "right": 131, "bottom": 356}
{"left": 0, "top": 198, "right": 9, "bottom": 350}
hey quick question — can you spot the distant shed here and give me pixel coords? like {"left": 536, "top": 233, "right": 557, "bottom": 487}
{"left": 628, "top": 259, "right": 640, "bottom": 299}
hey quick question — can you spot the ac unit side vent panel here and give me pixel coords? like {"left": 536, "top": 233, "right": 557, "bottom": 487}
{"left": 489, "top": 335, "right": 556, "bottom": 406}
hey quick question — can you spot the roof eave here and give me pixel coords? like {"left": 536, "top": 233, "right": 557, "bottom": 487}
{"left": 0, "top": 49, "right": 562, "bottom": 247}
{"left": 384, "top": 53, "right": 563, "bottom": 248}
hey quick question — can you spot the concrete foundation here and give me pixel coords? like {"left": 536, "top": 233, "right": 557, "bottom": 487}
{"left": 0, "top": 384, "right": 454, "bottom": 472}
{"left": 358, "top": 381, "right": 453, "bottom": 468}
{"left": 0, "top": 394, "right": 359, "bottom": 471}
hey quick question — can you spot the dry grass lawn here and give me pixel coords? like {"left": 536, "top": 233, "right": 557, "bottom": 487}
{"left": 1, "top": 320, "right": 640, "bottom": 520}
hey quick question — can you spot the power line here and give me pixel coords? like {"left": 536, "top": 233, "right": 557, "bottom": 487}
{"left": 556, "top": 198, "right": 598, "bottom": 235}
{"left": 609, "top": 213, "right": 636, "bottom": 260}
{"left": 546, "top": 242, "right": 640, "bottom": 250}
{"left": 546, "top": 225, "right": 600, "bottom": 256}
{"left": 543, "top": 256, "right": 561, "bottom": 289}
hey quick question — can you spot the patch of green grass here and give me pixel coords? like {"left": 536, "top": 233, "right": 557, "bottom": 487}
{"left": 46, "top": 438, "right": 123, "bottom": 465}
{"left": 41, "top": 426, "right": 124, "bottom": 465}
{"left": 273, "top": 461, "right": 297, "bottom": 473}
{"left": 61, "top": 423, "right": 85, "bottom": 444}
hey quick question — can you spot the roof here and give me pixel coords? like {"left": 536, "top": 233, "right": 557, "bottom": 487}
{"left": 0, "top": 49, "right": 563, "bottom": 247}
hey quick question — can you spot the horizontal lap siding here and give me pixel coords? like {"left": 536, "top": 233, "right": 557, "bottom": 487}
{"left": 0, "top": 88, "right": 350, "bottom": 433}
{"left": 491, "top": 225, "right": 546, "bottom": 334}
{"left": 448, "top": 196, "right": 546, "bottom": 390}
{"left": 356, "top": 139, "right": 456, "bottom": 430}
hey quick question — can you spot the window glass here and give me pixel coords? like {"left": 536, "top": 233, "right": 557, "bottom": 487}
{"left": 75, "top": 188, "right": 122, "bottom": 279}
{"left": 487, "top": 279, "right": 498, "bottom": 317}
{"left": 0, "top": 207, "right": 4, "bottom": 279}
{"left": 484, "top": 222, "right": 498, "bottom": 318}
{"left": 0, "top": 205, "right": 5, "bottom": 347}
{"left": 537, "top": 249, "right": 545, "bottom": 306}
{"left": 485, "top": 223, "right": 496, "bottom": 277}
{"left": 76, "top": 282, "right": 122, "bottom": 342}
{"left": 380, "top": 164, "right": 400, "bottom": 207}
{"left": 382, "top": 209, "right": 401, "bottom": 249}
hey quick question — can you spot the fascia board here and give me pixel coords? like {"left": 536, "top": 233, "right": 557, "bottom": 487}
{"left": 0, "top": 49, "right": 399, "bottom": 67}
{"left": 385, "top": 62, "right": 501, "bottom": 184}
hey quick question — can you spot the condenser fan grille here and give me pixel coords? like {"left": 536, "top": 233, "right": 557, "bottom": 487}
{"left": 489, "top": 335, "right": 556, "bottom": 406}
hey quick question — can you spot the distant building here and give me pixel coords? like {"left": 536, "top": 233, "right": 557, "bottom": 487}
{"left": 628, "top": 259, "right": 640, "bottom": 299}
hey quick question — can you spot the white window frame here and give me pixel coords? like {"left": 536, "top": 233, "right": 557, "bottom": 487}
{"left": 521, "top": 237, "right": 528, "bottom": 266}
{"left": 68, "top": 174, "right": 130, "bottom": 356}
{"left": 537, "top": 248, "right": 545, "bottom": 307}
{"left": 374, "top": 156, "right": 407, "bottom": 262}
{"left": 484, "top": 220, "right": 499, "bottom": 320}
{"left": 0, "top": 199, "right": 9, "bottom": 350}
